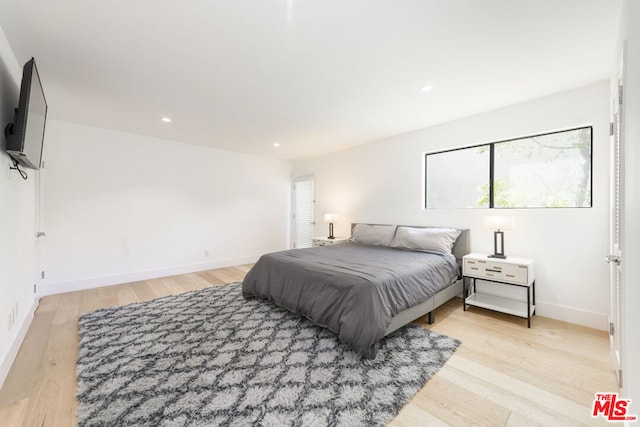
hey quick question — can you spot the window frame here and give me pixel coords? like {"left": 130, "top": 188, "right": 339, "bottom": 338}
{"left": 424, "top": 126, "right": 593, "bottom": 209}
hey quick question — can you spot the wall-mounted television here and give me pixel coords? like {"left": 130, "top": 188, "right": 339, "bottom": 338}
{"left": 4, "top": 57, "right": 48, "bottom": 170}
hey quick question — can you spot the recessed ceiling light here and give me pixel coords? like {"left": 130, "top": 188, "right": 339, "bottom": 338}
{"left": 161, "top": 117, "right": 172, "bottom": 123}
{"left": 273, "top": 142, "right": 281, "bottom": 147}
{"left": 420, "top": 85, "right": 433, "bottom": 93}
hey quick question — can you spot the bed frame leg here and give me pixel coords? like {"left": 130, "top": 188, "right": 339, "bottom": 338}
{"left": 428, "top": 311, "right": 434, "bottom": 324}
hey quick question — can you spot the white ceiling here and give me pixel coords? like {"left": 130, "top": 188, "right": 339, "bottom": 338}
{"left": 0, "top": 0, "right": 622, "bottom": 160}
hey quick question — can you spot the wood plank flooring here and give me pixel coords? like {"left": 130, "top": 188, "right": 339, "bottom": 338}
{"left": 0, "top": 265, "right": 617, "bottom": 426}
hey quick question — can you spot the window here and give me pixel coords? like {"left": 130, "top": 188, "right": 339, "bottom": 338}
{"left": 425, "top": 145, "right": 489, "bottom": 208}
{"left": 425, "top": 126, "right": 592, "bottom": 209}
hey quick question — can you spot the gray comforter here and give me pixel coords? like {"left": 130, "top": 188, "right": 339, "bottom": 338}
{"left": 241, "top": 242, "right": 459, "bottom": 358}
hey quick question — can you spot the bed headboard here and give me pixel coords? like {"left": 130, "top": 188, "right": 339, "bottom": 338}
{"left": 350, "top": 223, "right": 470, "bottom": 261}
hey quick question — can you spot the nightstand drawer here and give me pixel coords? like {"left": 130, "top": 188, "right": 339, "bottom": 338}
{"left": 500, "top": 263, "right": 529, "bottom": 284}
{"left": 463, "top": 258, "right": 484, "bottom": 275}
{"left": 463, "top": 258, "right": 529, "bottom": 284}
{"left": 312, "top": 237, "right": 349, "bottom": 247}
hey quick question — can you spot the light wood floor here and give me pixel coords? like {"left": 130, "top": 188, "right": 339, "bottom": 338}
{"left": 0, "top": 265, "right": 617, "bottom": 426}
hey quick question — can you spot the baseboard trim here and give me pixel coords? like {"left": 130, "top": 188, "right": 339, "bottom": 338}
{"left": 0, "top": 298, "right": 39, "bottom": 390}
{"left": 535, "top": 301, "right": 608, "bottom": 331}
{"left": 39, "top": 255, "right": 260, "bottom": 297}
{"left": 36, "top": 262, "right": 609, "bottom": 330}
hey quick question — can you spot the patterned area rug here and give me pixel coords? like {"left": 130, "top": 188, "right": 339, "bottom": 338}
{"left": 77, "top": 282, "right": 460, "bottom": 426}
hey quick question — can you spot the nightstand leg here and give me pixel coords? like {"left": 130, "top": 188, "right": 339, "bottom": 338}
{"left": 527, "top": 286, "right": 531, "bottom": 328}
{"left": 533, "top": 280, "right": 536, "bottom": 307}
{"left": 463, "top": 277, "right": 468, "bottom": 311}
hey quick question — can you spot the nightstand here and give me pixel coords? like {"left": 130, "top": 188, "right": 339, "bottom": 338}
{"left": 462, "top": 253, "right": 536, "bottom": 327}
{"left": 312, "top": 237, "right": 349, "bottom": 247}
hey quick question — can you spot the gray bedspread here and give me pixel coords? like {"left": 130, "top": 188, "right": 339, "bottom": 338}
{"left": 241, "top": 242, "right": 459, "bottom": 359}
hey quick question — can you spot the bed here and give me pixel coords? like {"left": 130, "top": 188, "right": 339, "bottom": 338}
{"left": 242, "top": 224, "right": 470, "bottom": 359}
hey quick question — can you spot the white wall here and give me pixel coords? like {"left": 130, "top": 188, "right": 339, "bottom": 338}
{"left": 41, "top": 120, "right": 292, "bottom": 294}
{"left": 293, "top": 82, "right": 610, "bottom": 330}
{"left": 0, "top": 25, "right": 39, "bottom": 388}
{"left": 616, "top": 0, "right": 640, "bottom": 417}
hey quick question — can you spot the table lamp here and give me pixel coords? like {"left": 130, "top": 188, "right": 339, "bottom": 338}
{"left": 483, "top": 215, "right": 515, "bottom": 259}
{"left": 323, "top": 213, "right": 337, "bottom": 239}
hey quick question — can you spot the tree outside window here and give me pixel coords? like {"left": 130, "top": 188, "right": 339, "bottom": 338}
{"left": 425, "top": 127, "right": 592, "bottom": 209}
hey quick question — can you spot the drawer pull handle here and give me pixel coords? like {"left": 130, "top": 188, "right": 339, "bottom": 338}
{"left": 470, "top": 267, "right": 479, "bottom": 271}
{"left": 519, "top": 265, "right": 527, "bottom": 269}
{"left": 467, "top": 261, "right": 476, "bottom": 264}
{"left": 506, "top": 274, "right": 515, "bottom": 278}
{"left": 485, "top": 269, "right": 501, "bottom": 273}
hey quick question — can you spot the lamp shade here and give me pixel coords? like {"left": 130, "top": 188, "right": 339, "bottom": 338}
{"left": 483, "top": 215, "right": 514, "bottom": 231}
{"left": 323, "top": 213, "right": 337, "bottom": 223}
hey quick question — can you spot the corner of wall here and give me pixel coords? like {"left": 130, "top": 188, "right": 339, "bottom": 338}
{"left": 535, "top": 301, "right": 608, "bottom": 331}
{"left": 0, "top": 299, "right": 38, "bottom": 389}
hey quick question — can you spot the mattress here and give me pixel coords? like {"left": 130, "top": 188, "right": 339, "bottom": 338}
{"left": 241, "top": 242, "right": 459, "bottom": 358}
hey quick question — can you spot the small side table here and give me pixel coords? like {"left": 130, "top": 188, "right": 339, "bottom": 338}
{"left": 462, "top": 253, "right": 536, "bottom": 327}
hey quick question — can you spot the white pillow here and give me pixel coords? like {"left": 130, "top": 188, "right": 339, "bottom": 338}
{"left": 390, "top": 227, "right": 461, "bottom": 254}
{"left": 349, "top": 224, "right": 397, "bottom": 246}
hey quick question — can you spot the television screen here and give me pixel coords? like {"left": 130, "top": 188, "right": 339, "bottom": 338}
{"left": 4, "top": 57, "right": 48, "bottom": 170}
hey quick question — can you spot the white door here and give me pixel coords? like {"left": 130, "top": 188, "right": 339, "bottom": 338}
{"left": 608, "top": 47, "right": 625, "bottom": 387}
{"left": 293, "top": 177, "right": 314, "bottom": 248}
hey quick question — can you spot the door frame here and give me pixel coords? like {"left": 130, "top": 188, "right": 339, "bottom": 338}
{"left": 608, "top": 42, "right": 626, "bottom": 388}
{"left": 292, "top": 175, "right": 315, "bottom": 249}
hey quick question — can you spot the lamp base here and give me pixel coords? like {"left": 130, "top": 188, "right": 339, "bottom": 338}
{"left": 327, "top": 236, "right": 335, "bottom": 240}
{"left": 489, "top": 230, "right": 507, "bottom": 259}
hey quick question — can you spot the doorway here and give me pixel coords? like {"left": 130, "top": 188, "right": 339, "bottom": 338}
{"left": 293, "top": 176, "right": 314, "bottom": 248}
